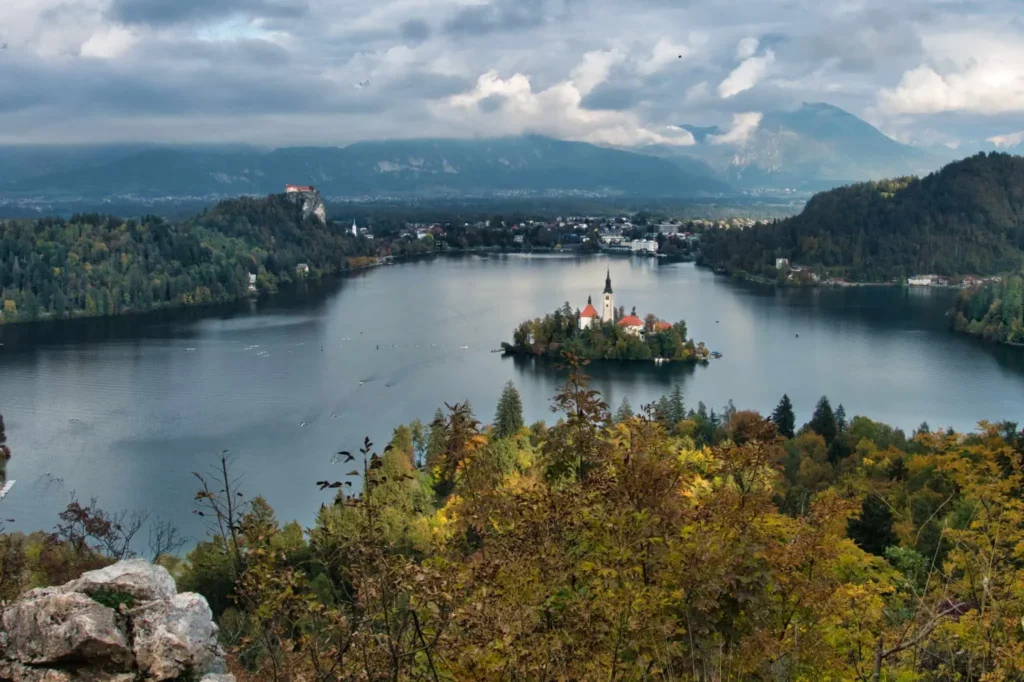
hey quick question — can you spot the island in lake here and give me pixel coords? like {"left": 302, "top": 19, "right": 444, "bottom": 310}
{"left": 503, "top": 270, "right": 709, "bottom": 363}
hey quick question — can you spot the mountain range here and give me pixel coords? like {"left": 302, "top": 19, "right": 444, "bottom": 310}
{"left": 653, "top": 103, "right": 941, "bottom": 191}
{"left": 0, "top": 137, "right": 728, "bottom": 202}
{"left": 0, "top": 103, "right": 1000, "bottom": 204}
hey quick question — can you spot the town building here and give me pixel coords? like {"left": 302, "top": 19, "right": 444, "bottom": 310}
{"left": 630, "top": 239, "right": 659, "bottom": 254}
{"left": 248, "top": 272, "right": 257, "bottom": 294}
{"left": 296, "top": 263, "right": 310, "bottom": 276}
{"left": 776, "top": 258, "right": 790, "bottom": 269}
{"left": 285, "top": 184, "right": 314, "bottom": 193}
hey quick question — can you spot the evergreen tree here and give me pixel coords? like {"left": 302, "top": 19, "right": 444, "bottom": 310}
{"left": 771, "top": 394, "right": 796, "bottom": 438}
{"left": 847, "top": 495, "right": 898, "bottom": 556}
{"left": 425, "top": 408, "right": 447, "bottom": 473}
{"left": 493, "top": 381, "right": 524, "bottom": 439}
{"left": 614, "top": 397, "right": 634, "bottom": 423}
{"left": 655, "top": 396, "right": 672, "bottom": 425}
{"left": 0, "top": 412, "right": 8, "bottom": 461}
{"left": 808, "top": 396, "right": 838, "bottom": 445}
{"left": 835, "top": 404, "right": 848, "bottom": 433}
{"left": 668, "top": 385, "right": 685, "bottom": 424}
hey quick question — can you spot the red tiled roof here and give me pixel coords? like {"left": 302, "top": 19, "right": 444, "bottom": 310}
{"left": 656, "top": 321, "right": 672, "bottom": 331}
{"left": 618, "top": 315, "right": 643, "bottom": 327}
{"left": 286, "top": 184, "right": 314, "bottom": 192}
{"left": 580, "top": 304, "right": 599, "bottom": 318}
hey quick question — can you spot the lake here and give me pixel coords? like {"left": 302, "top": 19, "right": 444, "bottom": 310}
{"left": 2, "top": 254, "right": 1023, "bottom": 542}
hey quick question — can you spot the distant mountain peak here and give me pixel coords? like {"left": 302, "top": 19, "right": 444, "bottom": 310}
{"left": 662, "top": 102, "right": 939, "bottom": 191}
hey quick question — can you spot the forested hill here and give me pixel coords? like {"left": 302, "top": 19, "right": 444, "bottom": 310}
{"left": 699, "top": 152, "right": 1024, "bottom": 281}
{"left": 0, "top": 193, "right": 389, "bottom": 324}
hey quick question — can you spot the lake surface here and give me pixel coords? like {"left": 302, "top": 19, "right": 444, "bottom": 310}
{"left": 2, "top": 255, "right": 1023, "bottom": 542}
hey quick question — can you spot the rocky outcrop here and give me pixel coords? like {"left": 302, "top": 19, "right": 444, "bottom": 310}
{"left": 0, "top": 560, "right": 233, "bottom": 682}
{"left": 283, "top": 188, "right": 327, "bottom": 224}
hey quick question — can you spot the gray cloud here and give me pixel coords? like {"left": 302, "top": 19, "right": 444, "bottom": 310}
{"left": 0, "top": 0, "right": 1020, "bottom": 146}
{"left": 399, "top": 19, "right": 431, "bottom": 43}
{"left": 442, "top": 0, "right": 567, "bottom": 36}
{"left": 579, "top": 85, "right": 638, "bottom": 111}
{"left": 108, "top": 0, "right": 309, "bottom": 26}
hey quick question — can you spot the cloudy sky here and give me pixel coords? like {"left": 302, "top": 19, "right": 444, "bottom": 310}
{"left": 2, "top": 0, "right": 1023, "bottom": 149}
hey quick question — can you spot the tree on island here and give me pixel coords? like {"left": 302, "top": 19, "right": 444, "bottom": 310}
{"left": 493, "top": 381, "right": 524, "bottom": 439}
{"left": 771, "top": 394, "right": 796, "bottom": 438}
{"left": 808, "top": 396, "right": 838, "bottom": 445}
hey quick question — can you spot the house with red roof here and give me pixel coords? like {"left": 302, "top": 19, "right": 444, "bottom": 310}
{"left": 285, "top": 184, "right": 315, "bottom": 193}
{"left": 617, "top": 308, "right": 645, "bottom": 337}
{"left": 578, "top": 296, "right": 600, "bottom": 330}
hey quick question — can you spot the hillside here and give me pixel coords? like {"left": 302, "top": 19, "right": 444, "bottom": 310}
{"left": 0, "top": 192, "right": 390, "bottom": 324}
{"left": 0, "top": 136, "right": 730, "bottom": 201}
{"left": 4, "top": 369, "right": 1023, "bottom": 679}
{"left": 699, "top": 152, "right": 1024, "bottom": 281}
{"left": 657, "top": 103, "right": 939, "bottom": 190}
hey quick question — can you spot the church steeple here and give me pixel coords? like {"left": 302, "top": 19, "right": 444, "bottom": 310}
{"left": 601, "top": 269, "right": 614, "bottom": 324}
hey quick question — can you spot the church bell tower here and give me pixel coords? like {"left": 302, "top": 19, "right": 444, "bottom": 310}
{"left": 602, "top": 269, "right": 614, "bottom": 323}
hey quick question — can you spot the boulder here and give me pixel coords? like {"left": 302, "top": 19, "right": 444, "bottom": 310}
{"left": 63, "top": 559, "right": 177, "bottom": 603}
{"left": 0, "top": 589, "right": 131, "bottom": 669}
{"left": 130, "top": 593, "right": 221, "bottom": 681}
{"left": 0, "top": 661, "right": 134, "bottom": 682}
{"left": 0, "top": 560, "right": 234, "bottom": 682}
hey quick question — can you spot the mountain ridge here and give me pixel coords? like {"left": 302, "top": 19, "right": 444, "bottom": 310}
{"left": 658, "top": 102, "right": 940, "bottom": 191}
{"left": 0, "top": 136, "right": 731, "bottom": 200}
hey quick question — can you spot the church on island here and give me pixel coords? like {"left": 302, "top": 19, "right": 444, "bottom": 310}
{"left": 579, "top": 270, "right": 650, "bottom": 337}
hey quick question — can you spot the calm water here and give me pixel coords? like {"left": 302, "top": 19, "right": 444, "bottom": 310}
{"left": 2, "top": 255, "right": 1023, "bottom": 541}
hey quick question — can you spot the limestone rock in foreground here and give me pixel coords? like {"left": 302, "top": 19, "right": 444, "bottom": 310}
{"left": 64, "top": 559, "right": 177, "bottom": 603}
{"left": 0, "top": 589, "right": 132, "bottom": 669}
{"left": 131, "top": 593, "right": 221, "bottom": 680}
{"left": 0, "top": 660, "right": 134, "bottom": 682}
{"left": 0, "top": 560, "right": 234, "bottom": 682}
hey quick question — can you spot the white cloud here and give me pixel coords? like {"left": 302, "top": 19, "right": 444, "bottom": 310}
{"left": 571, "top": 48, "right": 626, "bottom": 95}
{"left": 438, "top": 57, "right": 696, "bottom": 147}
{"left": 735, "top": 37, "right": 758, "bottom": 61}
{"left": 988, "top": 131, "right": 1024, "bottom": 147}
{"left": 709, "top": 112, "right": 762, "bottom": 145}
{"left": 636, "top": 37, "right": 694, "bottom": 76}
{"left": 877, "top": 31, "right": 1024, "bottom": 115}
{"left": 718, "top": 50, "right": 775, "bottom": 98}
{"left": 81, "top": 25, "right": 139, "bottom": 59}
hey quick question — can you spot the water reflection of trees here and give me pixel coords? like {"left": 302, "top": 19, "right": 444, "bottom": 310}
{"left": 507, "top": 353, "right": 699, "bottom": 391}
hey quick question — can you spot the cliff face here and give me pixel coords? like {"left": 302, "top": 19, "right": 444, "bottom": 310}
{"left": 283, "top": 188, "right": 326, "bottom": 224}
{"left": 0, "top": 560, "right": 233, "bottom": 682}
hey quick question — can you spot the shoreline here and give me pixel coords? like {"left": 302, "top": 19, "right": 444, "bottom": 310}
{"left": 501, "top": 346, "right": 709, "bottom": 366}
{"left": 704, "top": 265, "right": 978, "bottom": 290}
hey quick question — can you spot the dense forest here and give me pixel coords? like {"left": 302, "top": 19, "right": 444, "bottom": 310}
{"left": 3, "top": 364, "right": 1022, "bottom": 680}
{"left": 0, "top": 194, "right": 432, "bottom": 324}
{"left": 951, "top": 273, "right": 1024, "bottom": 345}
{"left": 699, "top": 153, "right": 1024, "bottom": 281}
{"left": 505, "top": 303, "right": 709, "bottom": 361}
